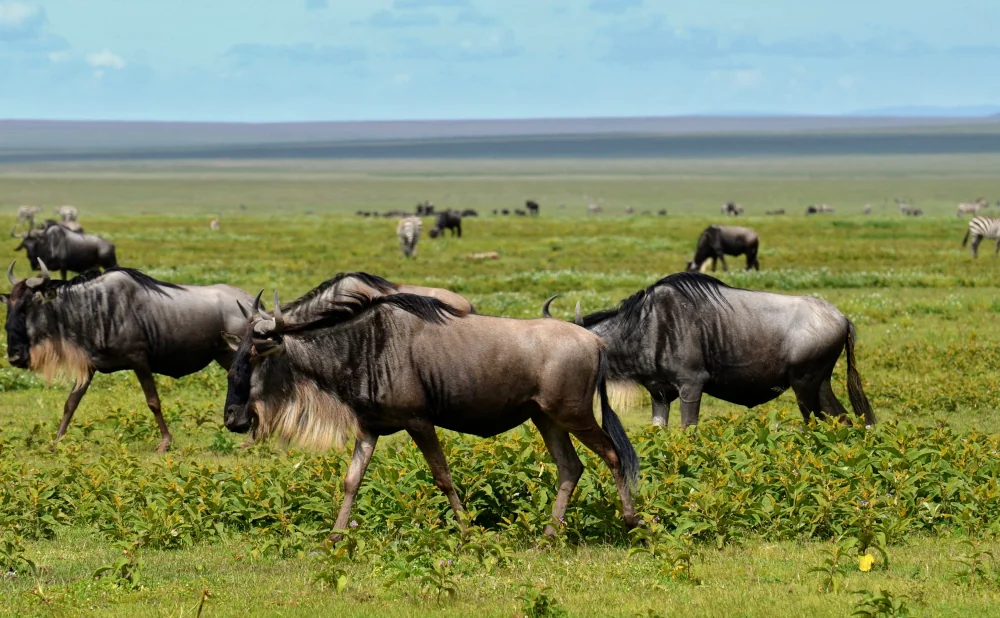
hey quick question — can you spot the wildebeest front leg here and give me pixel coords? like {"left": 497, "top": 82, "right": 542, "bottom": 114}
{"left": 134, "top": 369, "right": 172, "bottom": 452}
{"left": 406, "top": 423, "right": 467, "bottom": 526}
{"left": 330, "top": 430, "right": 378, "bottom": 542}
{"left": 55, "top": 369, "right": 95, "bottom": 445}
{"left": 569, "top": 426, "right": 639, "bottom": 528}
{"left": 678, "top": 384, "right": 703, "bottom": 429}
{"left": 648, "top": 386, "right": 675, "bottom": 427}
{"left": 532, "top": 415, "right": 584, "bottom": 536}
{"left": 717, "top": 253, "right": 729, "bottom": 272}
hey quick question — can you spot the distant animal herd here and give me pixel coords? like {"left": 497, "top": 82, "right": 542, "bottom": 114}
{"left": 0, "top": 194, "right": 995, "bottom": 539}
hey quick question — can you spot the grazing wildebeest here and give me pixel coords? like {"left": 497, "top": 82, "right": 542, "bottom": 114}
{"left": 279, "top": 271, "right": 475, "bottom": 321}
{"left": 526, "top": 200, "right": 540, "bottom": 216}
{"left": 685, "top": 225, "right": 759, "bottom": 272}
{"left": 657, "top": 209, "right": 667, "bottom": 216}
{"left": 962, "top": 216, "right": 1000, "bottom": 258}
{"left": 221, "top": 292, "right": 640, "bottom": 538}
{"left": 396, "top": 216, "right": 422, "bottom": 258}
{"left": 720, "top": 202, "right": 744, "bottom": 216}
{"left": 514, "top": 209, "right": 527, "bottom": 216}
{"left": 429, "top": 211, "right": 461, "bottom": 238}
{"left": 501, "top": 209, "right": 510, "bottom": 216}
{"left": 492, "top": 209, "right": 498, "bottom": 215}
{"left": 11, "top": 220, "right": 117, "bottom": 279}
{"left": 460, "top": 209, "right": 478, "bottom": 217}
{"left": 766, "top": 209, "right": 786, "bottom": 215}
{"left": 542, "top": 272, "right": 875, "bottom": 429}
{"left": 2, "top": 261, "right": 252, "bottom": 451}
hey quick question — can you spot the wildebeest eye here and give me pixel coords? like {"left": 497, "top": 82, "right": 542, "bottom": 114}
{"left": 43, "top": 289, "right": 57, "bottom": 301}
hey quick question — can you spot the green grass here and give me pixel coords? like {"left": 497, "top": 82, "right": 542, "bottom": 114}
{"left": 3, "top": 154, "right": 1000, "bottom": 616}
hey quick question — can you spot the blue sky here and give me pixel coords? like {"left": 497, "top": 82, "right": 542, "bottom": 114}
{"left": 2, "top": 0, "right": 999, "bottom": 121}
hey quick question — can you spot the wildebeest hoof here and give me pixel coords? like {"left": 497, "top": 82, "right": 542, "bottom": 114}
{"left": 542, "top": 524, "right": 559, "bottom": 537}
{"left": 327, "top": 532, "right": 344, "bottom": 545}
{"left": 155, "top": 439, "right": 172, "bottom": 453}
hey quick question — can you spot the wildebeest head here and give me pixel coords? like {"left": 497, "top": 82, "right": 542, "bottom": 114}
{"left": 222, "top": 290, "right": 286, "bottom": 434}
{"left": 10, "top": 226, "right": 46, "bottom": 269}
{"left": 3, "top": 260, "right": 56, "bottom": 368}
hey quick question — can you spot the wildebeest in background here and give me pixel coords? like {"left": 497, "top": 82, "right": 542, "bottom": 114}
{"left": 396, "top": 216, "right": 422, "bottom": 258}
{"left": 962, "top": 215, "right": 1000, "bottom": 258}
{"left": 525, "top": 200, "right": 540, "bottom": 216}
{"left": 279, "top": 271, "right": 475, "bottom": 321}
{"left": 460, "top": 209, "right": 478, "bottom": 217}
{"left": 56, "top": 206, "right": 78, "bottom": 223}
{"left": 721, "top": 202, "right": 744, "bottom": 216}
{"left": 221, "top": 292, "right": 639, "bottom": 538}
{"left": 543, "top": 272, "right": 875, "bottom": 429}
{"left": 501, "top": 209, "right": 510, "bottom": 215}
{"left": 382, "top": 210, "right": 408, "bottom": 218}
{"left": 2, "top": 262, "right": 253, "bottom": 451}
{"left": 957, "top": 198, "right": 989, "bottom": 218}
{"left": 514, "top": 209, "right": 527, "bottom": 216}
{"left": 429, "top": 210, "right": 462, "bottom": 238}
{"left": 415, "top": 201, "right": 435, "bottom": 216}
{"left": 657, "top": 209, "right": 667, "bottom": 216}
{"left": 11, "top": 220, "right": 117, "bottom": 279}
{"left": 766, "top": 209, "right": 786, "bottom": 215}
{"left": 685, "top": 225, "right": 760, "bottom": 272}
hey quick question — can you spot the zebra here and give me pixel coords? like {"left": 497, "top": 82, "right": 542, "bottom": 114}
{"left": 56, "top": 205, "right": 78, "bottom": 223}
{"left": 962, "top": 216, "right": 1000, "bottom": 258}
{"left": 16, "top": 205, "right": 41, "bottom": 229}
{"left": 397, "top": 216, "right": 422, "bottom": 258}
{"left": 957, "top": 198, "right": 988, "bottom": 218}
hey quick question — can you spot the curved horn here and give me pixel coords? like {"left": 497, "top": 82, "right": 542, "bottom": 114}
{"left": 272, "top": 290, "right": 284, "bottom": 332}
{"left": 541, "top": 294, "right": 559, "bottom": 319}
{"left": 574, "top": 300, "right": 583, "bottom": 326}
{"left": 25, "top": 258, "right": 51, "bottom": 289}
{"left": 38, "top": 259, "right": 50, "bottom": 282}
{"left": 237, "top": 300, "right": 252, "bottom": 320}
{"left": 7, "top": 260, "right": 19, "bottom": 286}
{"left": 251, "top": 290, "right": 264, "bottom": 316}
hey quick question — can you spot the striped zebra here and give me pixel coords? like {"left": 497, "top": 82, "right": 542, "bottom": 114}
{"left": 396, "top": 216, "right": 422, "bottom": 258}
{"left": 962, "top": 215, "right": 1000, "bottom": 258}
{"left": 956, "top": 198, "right": 988, "bottom": 218}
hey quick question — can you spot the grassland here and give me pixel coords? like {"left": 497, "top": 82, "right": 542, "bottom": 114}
{"left": 3, "top": 152, "right": 1000, "bottom": 617}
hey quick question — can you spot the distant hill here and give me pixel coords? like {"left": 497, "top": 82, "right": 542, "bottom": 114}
{"left": 847, "top": 105, "right": 1000, "bottom": 117}
{"left": 2, "top": 115, "right": 1000, "bottom": 163}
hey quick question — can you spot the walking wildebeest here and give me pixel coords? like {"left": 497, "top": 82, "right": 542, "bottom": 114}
{"left": 429, "top": 210, "right": 461, "bottom": 238}
{"left": 279, "top": 271, "right": 475, "bottom": 321}
{"left": 542, "top": 272, "right": 875, "bottom": 429}
{"left": 685, "top": 225, "right": 759, "bottom": 272}
{"left": 526, "top": 200, "right": 540, "bottom": 216}
{"left": 2, "top": 261, "right": 252, "bottom": 451}
{"left": 221, "top": 292, "right": 640, "bottom": 538}
{"left": 396, "top": 216, "right": 422, "bottom": 258}
{"left": 11, "top": 220, "right": 116, "bottom": 279}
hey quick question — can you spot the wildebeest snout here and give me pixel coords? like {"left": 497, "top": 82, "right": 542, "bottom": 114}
{"left": 224, "top": 405, "right": 253, "bottom": 433}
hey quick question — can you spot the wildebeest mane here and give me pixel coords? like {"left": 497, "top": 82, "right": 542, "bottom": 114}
{"left": 38, "top": 267, "right": 179, "bottom": 296}
{"left": 581, "top": 272, "right": 733, "bottom": 330}
{"left": 287, "top": 292, "right": 465, "bottom": 334}
{"left": 282, "top": 272, "right": 398, "bottom": 312}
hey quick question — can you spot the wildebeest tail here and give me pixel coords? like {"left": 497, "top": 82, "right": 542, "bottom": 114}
{"left": 845, "top": 320, "right": 876, "bottom": 426}
{"left": 597, "top": 349, "right": 639, "bottom": 490}
{"left": 962, "top": 228, "right": 970, "bottom": 247}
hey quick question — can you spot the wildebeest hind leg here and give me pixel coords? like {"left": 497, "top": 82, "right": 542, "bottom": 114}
{"left": 532, "top": 415, "right": 584, "bottom": 535}
{"left": 649, "top": 387, "right": 676, "bottom": 427}
{"left": 406, "top": 423, "right": 467, "bottom": 526}
{"left": 819, "top": 380, "right": 852, "bottom": 426}
{"left": 569, "top": 426, "right": 638, "bottom": 528}
{"left": 55, "top": 369, "right": 95, "bottom": 445}
{"left": 330, "top": 430, "right": 378, "bottom": 542}
{"left": 790, "top": 379, "right": 823, "bottom": 423}
{"left": 135, "top": 369, "right": 172, "bottom": 452}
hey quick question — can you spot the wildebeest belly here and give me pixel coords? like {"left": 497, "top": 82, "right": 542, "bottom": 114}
{"left": 148, "top": 350, "right": 219, "bottom": 378}
{"left": 434, "top": 402, "right": 539, "bottom": 438}
{"left": 704, "top": 378, "right": 789, "bottom": 408}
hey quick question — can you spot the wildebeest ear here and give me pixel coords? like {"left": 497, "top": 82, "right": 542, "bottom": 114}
{"left": 221, "top": 331, "right": 243, "bottom": 351}
{"left": 0, "top": 293, "right": 7, "bottom": 305}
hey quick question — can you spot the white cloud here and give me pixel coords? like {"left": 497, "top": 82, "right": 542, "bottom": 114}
{"left": 0, "top": 2, "right": 46, "bottom": 38}
{"left": 86, "top": 49, "right": 126, "bottom": 69}
{"left": 47, "top": 50, "right": 69, "bottom": 62}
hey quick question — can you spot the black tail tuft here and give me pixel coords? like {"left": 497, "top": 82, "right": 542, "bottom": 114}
{"left": 597, "top": 350, "right": 640, "bottom": 490}
{"left": 845, "top": 320, "right": 876, "bottom": 426}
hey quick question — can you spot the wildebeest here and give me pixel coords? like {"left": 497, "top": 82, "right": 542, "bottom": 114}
{"left": 11, "top": 220, "right": 117, "bottom": 279}
{"left": 279, "top": 271, "right": 475, "bottom": 321}
{"left": 2, "top": 261, "right": 252, "bottom": 451}
{"left": 657, "top": 209, "right": 667, "bottom": 216}
{"left": 765, "top": 209, "right": 786, "bottom": 215}
{"left": 429, "top": 210, "right": 461, "bottom": 238}
{"left": 415, "top": 201, "right": 435, "bottom": 216}
{"left": 962, "top": 216, "right": 1000, "bottom": 258}
{"left": 460, "top": 209, "right": 478, "bottom": 217}
{"left": 396, "top": 216, "right": 422, "bottom": 258}
{"left": 514, "top": 209, "right": 527, "bottom": 216}
{"left": 806, "top": 204, "right": 836, "bottom": 215}
{"left": 685, "top": 225, "right": 759, "bottom": 272}
{"left": 221, "top": 292, "right": 640, "bottom": 538}
{"left": 501, "top": 209, "right": 510, "bottom": 215}
{"left": 542, "top": 272, "right": 875, "bottom": 429}
{"left": 526, "top": 200, "right": 540, "bottom": 216}
{"left": 721, "top": 202, "right": 744, "bottom": 216}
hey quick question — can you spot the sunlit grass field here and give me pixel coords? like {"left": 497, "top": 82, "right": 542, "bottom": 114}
{"left": 3, "top": 155, "right": 1000, "bottom": 616}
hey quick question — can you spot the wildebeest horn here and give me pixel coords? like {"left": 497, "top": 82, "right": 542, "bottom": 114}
{"left": 26, "top": 258, "right": 51, "bottom": 289}
{"left": 7, "top": 261, "right": 19, "bottom": 286}
{"left": 574, "top": 300, "right": 583, "bottom": 326}
{"left": 237, "top": 300, "right": 252, "bottom": 320}
{"left": 541, "top": 294, "right": 559, "bottom": 318}
{"left": 272, "top": 290, "right": 284, "bottom": 332}
{"left": 251, "top": 290, "right": 264, "bottom": 316}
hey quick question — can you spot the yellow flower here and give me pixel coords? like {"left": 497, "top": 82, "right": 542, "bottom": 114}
{"left": 859, "top": 554, "right": 875, "bottom": 572}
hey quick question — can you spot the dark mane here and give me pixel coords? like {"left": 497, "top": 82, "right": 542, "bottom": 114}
{"left": 581, "top": 272, "right": 733, "bottom": 330}
{"left": 288, "top": 292, "right": 465, "bottom": 334}
{"left": 282, "top": 272, "right": 398, "bottom": 311}
{"left": 48, "top": 267, "right": 180, "bottom": 295}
